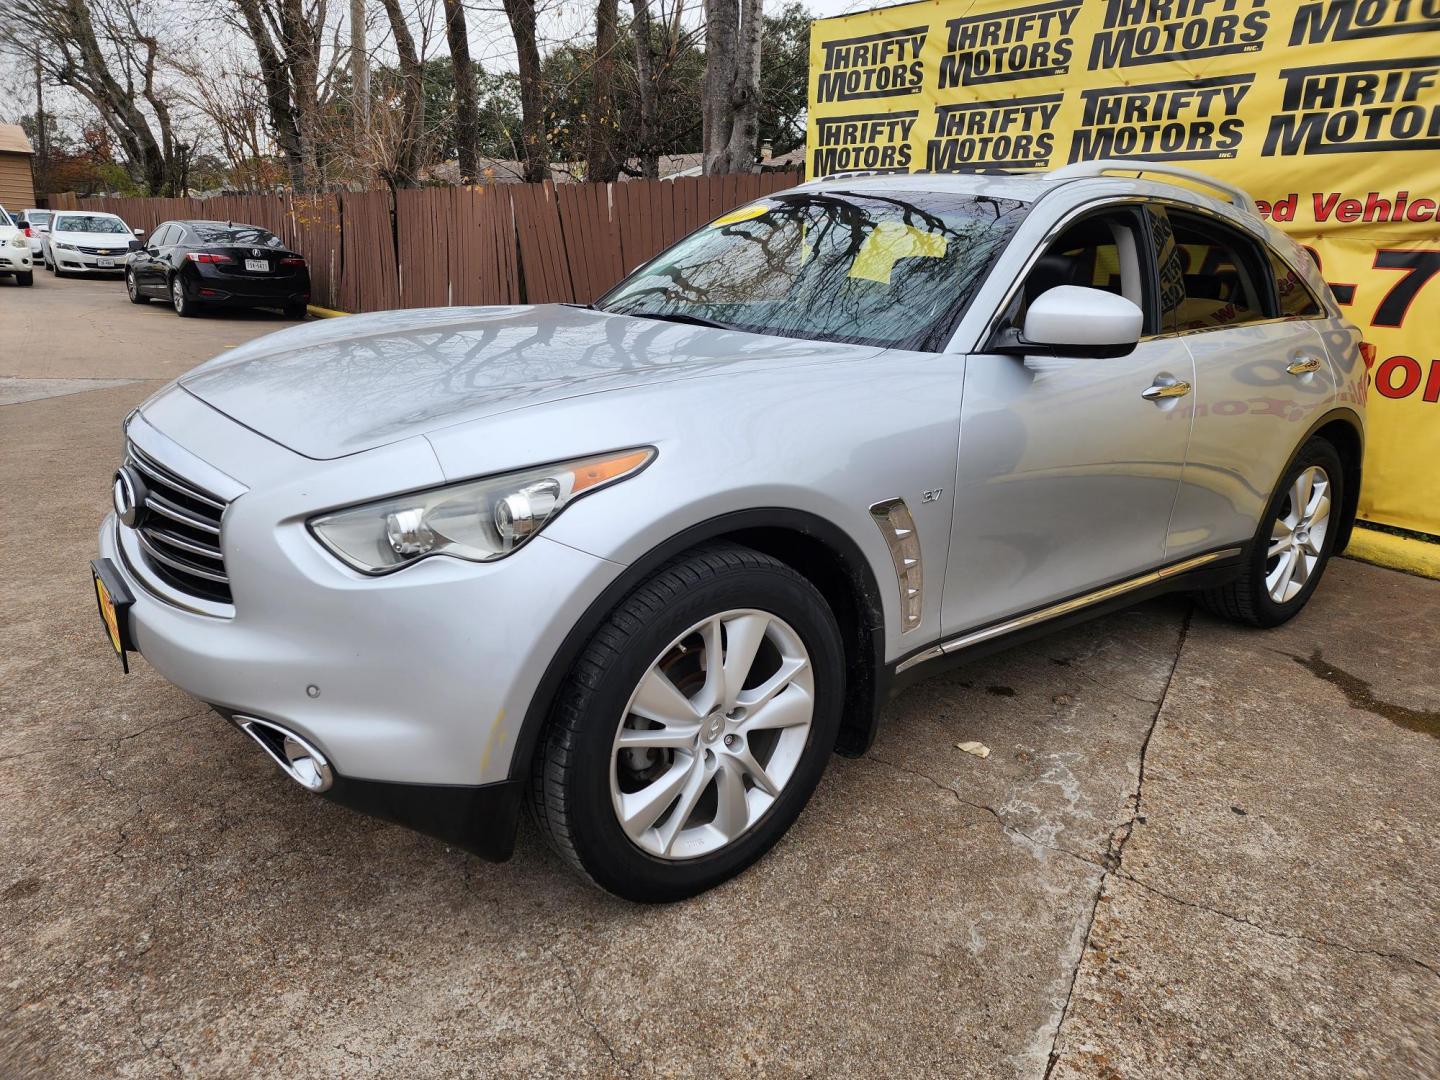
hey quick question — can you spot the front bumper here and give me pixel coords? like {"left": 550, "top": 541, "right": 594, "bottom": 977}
{"left": 97, "top": 392, "right": 627, "bottom": 860}
{"left": 0, "top": 250, "right": 31, "bottom": 271}
{"left": 53, "top": 249, "right": 125, "bottom": 271}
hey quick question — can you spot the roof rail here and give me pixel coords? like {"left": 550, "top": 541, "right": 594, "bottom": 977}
{"left": 1048, "top": 159, "right": 1259, "bottom": 217}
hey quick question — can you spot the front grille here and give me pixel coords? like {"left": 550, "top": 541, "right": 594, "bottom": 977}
{"left": 79, "top": 245, "right": 124, "bottom": 256}
{"left": 126, "top": 442, "right": 232, "bottom": 604}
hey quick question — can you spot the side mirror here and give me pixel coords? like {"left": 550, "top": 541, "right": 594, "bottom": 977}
{"left": 128, "top": 239, "right": 142, "bottom": 252}
{"left": 990, "top": 286, "right": 1144, "bottom": 359}
{"left": 134, "top": 227, "right": 145, "bottom": 236}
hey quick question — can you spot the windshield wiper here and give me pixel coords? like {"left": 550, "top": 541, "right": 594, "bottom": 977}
{"left": 619, "top": 310, "right": 732, "bottom": 330}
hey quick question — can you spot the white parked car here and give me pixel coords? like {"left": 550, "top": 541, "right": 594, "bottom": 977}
{"left": 44, "top": 210, "right": 142, "bottom": 275}
{"left": 0, "top": 203, "right": 34, "bottom": 285}
{"left": 21, "top": 208, "right": 53, "bottom": 262}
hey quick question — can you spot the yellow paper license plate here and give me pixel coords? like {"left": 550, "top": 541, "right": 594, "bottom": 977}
{"left": 91, "top": 559, "right": 135, "bottom": 672}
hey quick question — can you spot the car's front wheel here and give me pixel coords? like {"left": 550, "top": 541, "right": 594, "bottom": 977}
{"left": 532, "top": 544, "right": 844, "bottom": 902}
{"left": 126, "top": 270, "right": 149, "bottom": 304}
{"left": 15, "top": 271, "right": 32, "bottom": 286}
{"left": 1199, "top": 436, "right": 1344, "bottom": 627}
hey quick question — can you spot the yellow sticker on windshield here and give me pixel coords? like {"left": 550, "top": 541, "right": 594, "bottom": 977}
{"left": 848, "top": 222, "right": 948, "bottom": 284}
{"left": 708, "top": 202, "right": 771, "bottom": 228}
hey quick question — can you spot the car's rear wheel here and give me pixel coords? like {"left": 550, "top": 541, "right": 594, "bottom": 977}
{"left": 171, "top": 275, "right": 199, "bottom": 317}
{"left": 532, "top": 543, "right": 843, "bottom": 902}
{"left": 284, "top": 301, "right": 307, "bottom": 320}
{"left": 126, "top": 270, "right": 148, "bottom": 304}
{"left": 1198, "top": 436, "right": 1344, "bottom": 627}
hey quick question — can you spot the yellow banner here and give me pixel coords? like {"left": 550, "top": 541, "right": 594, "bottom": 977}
{"left": 807, "top": 0, "right": 1440, "bottom": 536}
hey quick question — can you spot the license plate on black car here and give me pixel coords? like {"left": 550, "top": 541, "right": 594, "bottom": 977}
{"left": 245, "top": 258, "right": 268, "bottom": 272}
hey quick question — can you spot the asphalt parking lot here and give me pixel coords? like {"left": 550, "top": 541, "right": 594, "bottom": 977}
{"left": 3, "top": 271, "right": 1438, "bottom": 1078}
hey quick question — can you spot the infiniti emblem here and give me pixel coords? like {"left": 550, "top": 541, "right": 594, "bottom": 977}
{"left": 113, "top": 466, "right": 148, "bottom": 528}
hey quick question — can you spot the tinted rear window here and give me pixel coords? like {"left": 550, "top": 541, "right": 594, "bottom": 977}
{"left": 190, "top": 224, "right": 284, "bottom": 248}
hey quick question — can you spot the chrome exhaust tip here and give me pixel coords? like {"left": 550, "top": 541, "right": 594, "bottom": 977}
{"left": 236, "top": 716, "right": 334, "bottom": 793}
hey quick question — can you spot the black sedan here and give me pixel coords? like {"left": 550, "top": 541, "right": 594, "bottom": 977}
{"left": 125, "top": 220, "right": 311, "bottom": 319}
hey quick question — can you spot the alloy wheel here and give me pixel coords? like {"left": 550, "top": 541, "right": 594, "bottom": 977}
{"left": 171, "top": 277, "right": 185, "bottom": 313}
{"left": 610, "top": 609, "right": 814, "bottom": 860}
{"left": 126, "top": 272, "right": 138, "bottom": 301}
{"left": 1266, "top": 465, "right": 1331, "bottom": 603}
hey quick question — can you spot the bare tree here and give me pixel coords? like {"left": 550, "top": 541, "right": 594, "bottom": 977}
{"left": 171, "top": 50, "right": 277, "bottom": 189}
{"left": 628, "top": 0, "right": 658, "bottom": 178}
{"left": 585, "top": 0, "right": 621, "bottom": 182}
{"left": 6, "top": 0, "right": 185, "bottom": 194}
{"left": 442, "top": 0, "right": 479, "bottom": 183}
{"left": 375, "top": 0, "right": 426, "bottom": 186}
{"left": 501, "top": 0, "right": 549, "bottom": 182}
{"left": 701, "top": 0, "right": 760, "bottom": 174}
{"left": 227, "top": 0, "right": 330, "bottom": 190}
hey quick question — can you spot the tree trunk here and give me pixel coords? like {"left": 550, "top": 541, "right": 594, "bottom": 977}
{"left": 723, "top": 0, "right": 761, "bottom": 171}
{"left": 503, "top": 0, "right": 550, "bottom": 183}
{"left": 443, "top": 0, "right": 480, "bottom": 183}
{"left": 231, "top": 0, "right": 309, "bottom": 189}
{"left": 586, "top": 0, "right": 620, "bottom": 182}
{"left": 701, "top": 0, "right": 736, "bottom": 175}
{"left": 351, "top": 0, "right": 369, "bottom": 148}
{"left": 702, "top": 0, "right": 761, "bottom": 174}
{"left": 628, "top": 0, "right": 658, "bottom": 178}
{"left": 378, "top": 0, "right": 426, "bottom": 186}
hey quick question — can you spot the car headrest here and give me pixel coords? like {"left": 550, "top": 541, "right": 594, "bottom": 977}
{"left": 1026, "top": 253, "right": 1081, "bottom": 304}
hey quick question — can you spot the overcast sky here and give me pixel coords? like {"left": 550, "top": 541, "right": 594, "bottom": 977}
{"left": 0, "top": 0, "right": 898, "bottom": 133}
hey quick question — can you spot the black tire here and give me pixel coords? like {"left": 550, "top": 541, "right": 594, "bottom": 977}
{"left": 15, "top": 271, "right": 32, "bottom": 286}
{"left": 171, "top": 275, "right": 199, "bottom": 317}
{"left": 1198, "top": 436, "right": 1345, "bottom": 628}
{"left": 531, "top": 543, "right": 844, "bottom": 902}
{"left": 125, "top": 270, "right": 149, "bottom": 304}
{"left": 283, "top": 302, "right": 308, "bottom": 320}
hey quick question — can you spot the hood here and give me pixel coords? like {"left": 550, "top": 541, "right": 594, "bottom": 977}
{"left": 175, "top": 304, "right": 877, "bottom": 459}
{"left": 56, "top": 231, "right": 133, "bottom": 247}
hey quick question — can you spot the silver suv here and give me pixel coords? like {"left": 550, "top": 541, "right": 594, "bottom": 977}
{"left": 93, "top": 161, "right": 1367, "bottom": 901}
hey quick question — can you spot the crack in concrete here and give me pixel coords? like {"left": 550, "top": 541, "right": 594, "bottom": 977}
{"left": 865, "top": 752, "right": 1106, "bottom": 871}
{"left": 551, "top": 945, "right": 632, "bottom": 1077}
{"left": 1042, "top": 605, "right": 1192, "bottom": 1080}
{"left": 127, "top": 997, "right": 182, "bottom": 1076}
{"left": 1117, "top": 871, "right": 1440, "bottom": 983}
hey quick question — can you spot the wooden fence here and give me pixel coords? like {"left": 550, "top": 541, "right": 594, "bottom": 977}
{"left": 46, "top": 172, "right": 800, "bottom": 313}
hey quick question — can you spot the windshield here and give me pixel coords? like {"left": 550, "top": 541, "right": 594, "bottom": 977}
{"left": 27, "top": 210, "right": 52, "bottom": 226}
{"left": 55, "top": 214, "right": 129, "bottom": 234}
{"left": 191, "top": 223, "right": 284, "bottom": 247}
{"left": 597, "top": 190, "right": 1029, "bottom": 349}
{"left": 0, "top": 205, "right": 11, "bottom": 227}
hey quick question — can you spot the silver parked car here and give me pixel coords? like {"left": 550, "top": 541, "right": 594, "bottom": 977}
{"left": 93, "top": 161, "right": 1367, "bottom": 901}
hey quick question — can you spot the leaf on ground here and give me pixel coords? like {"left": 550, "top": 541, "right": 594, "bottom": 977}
{"left": 955, "top": 741, "right": 991, "bottom": 759}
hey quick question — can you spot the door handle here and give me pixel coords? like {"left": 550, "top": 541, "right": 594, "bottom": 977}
{"left": 1141, "top": 379, "right": 1192, "bottom": 401}
{"left": 1287, "top": 355, "right": 1322, "bottom": 376}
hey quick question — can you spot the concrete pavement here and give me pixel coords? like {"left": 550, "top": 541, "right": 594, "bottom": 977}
{"left": 2, "top": 272, "right": 1437, "bottom": 1078}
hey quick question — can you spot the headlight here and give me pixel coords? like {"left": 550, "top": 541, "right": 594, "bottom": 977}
{"left": 55, "top": 241, "right": 77, "bottom": 250}
{"left": 308, "top": 447, "right": 655, "bottom": 573}
{"left": 7, "top": 234, "right": 25, "bottom": 248}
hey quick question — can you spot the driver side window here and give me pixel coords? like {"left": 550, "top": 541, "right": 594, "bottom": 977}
{"left": 1004, "top": 207, "right": 1154, "bottom": 336}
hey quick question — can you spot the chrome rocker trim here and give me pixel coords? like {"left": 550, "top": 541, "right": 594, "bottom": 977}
{"left": 894, "top": 547, "right": 1243, "bottom": 674}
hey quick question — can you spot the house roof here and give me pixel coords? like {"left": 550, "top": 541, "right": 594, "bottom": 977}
{"left": 0, "top": 125, "right": 34, "bottom": 155}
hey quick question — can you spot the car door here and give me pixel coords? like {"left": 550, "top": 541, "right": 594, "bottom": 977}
{"left": 941, "top": 203, "right": 1197, "bottom": 637}
{"left": 135, "top": 223, "right": 167, "bottom": 290}
{"left": 1153, "top": 207, "right": 1337, "bottom": 557}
